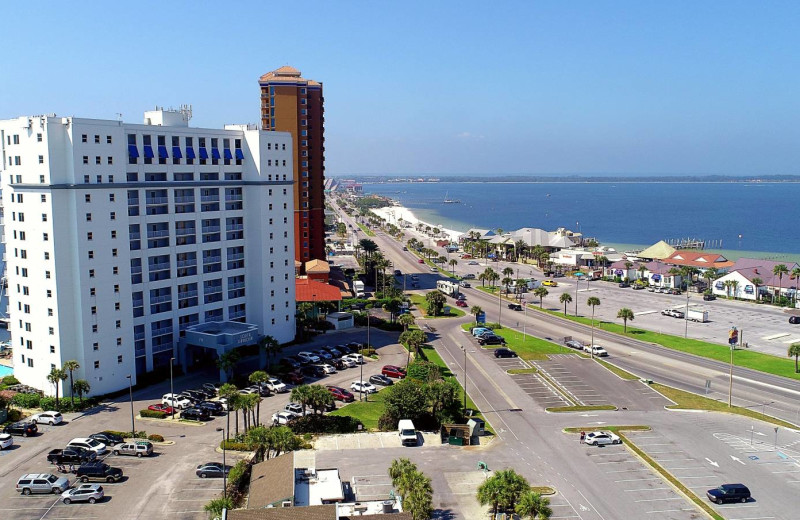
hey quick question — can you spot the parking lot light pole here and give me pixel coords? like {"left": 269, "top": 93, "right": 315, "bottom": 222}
{"left": 363, "top": 310, "right": 369, "bottom": 402}
{"left": 169, "top": 357, "right": 175, "bottom": 420}
{"left": 460, "top": 345, "right": 468, "bottom": 418}
{"left": 728, "top": 343, "right": 734, "bottom": 407}
{"left": 126, "top": 375, "right": 135, "bottom": 438}
{"left": 684, "top": 294, "right": 690, "bottom": 338}
{"left": 575, "top": 276, "right": 579, "bottom": 316}
{"left": 216, "top": 427, "right": 227, "bottom": 500}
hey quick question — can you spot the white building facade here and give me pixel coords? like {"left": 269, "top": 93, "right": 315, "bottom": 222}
{"left": 0, "top": 109, "right": 296, "bottom": 396}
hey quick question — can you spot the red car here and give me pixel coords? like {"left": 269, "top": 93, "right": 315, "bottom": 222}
{"left": 326, "top": 386, "right": 355, "bottom": 402}
{"left": 285, "top": 371, "right": 305, "bottom": 385}
{"left": 148, "top": 403, "right": 174, "bottom": 415}
{"left": 417, "top": 258, "right": 424, "bottom": 264}
{"left": 456, "top": 299, "right": 467, "bottom": 307}
{"left": 382, "top": 365, "right": 406, "bottom": 379}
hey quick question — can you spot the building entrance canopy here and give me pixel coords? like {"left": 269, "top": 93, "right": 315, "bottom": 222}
{"left": 179, "top": 321, "right": 261, "bottom": 381}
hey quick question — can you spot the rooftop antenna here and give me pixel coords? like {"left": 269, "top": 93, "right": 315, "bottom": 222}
{"left": 115, "top": 113, "right": 123, "bottom": 122}
{"left": 179, "top": 104, "right": 193, "bottom": 123}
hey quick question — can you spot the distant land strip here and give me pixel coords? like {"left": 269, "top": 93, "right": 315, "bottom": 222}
{"left": 331, "top": 174, "right": 800, "bottom": 183}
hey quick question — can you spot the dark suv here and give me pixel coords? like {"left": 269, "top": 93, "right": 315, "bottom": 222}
{"left": 76, "top": 462, "right": 123, "bottom": 483}
{"left": 478, "top": 335, "right": 506, "bottom": 346}
{"left": 3, "top": 421, "right": 38, "bottom": 437}
{"left": 706, "top": 483, "right": 750, "bottom": 504}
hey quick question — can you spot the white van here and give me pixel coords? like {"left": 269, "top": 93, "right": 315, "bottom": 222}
{"left": 398, "top": 419, "right": 417, "bottom": 447}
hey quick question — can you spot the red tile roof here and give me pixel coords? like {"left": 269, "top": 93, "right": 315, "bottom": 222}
{"left": 295, "top": 278, "right": 342, "bottom": 302}
{"left": 664, "top": 250, "right": 733, "bottom": 269}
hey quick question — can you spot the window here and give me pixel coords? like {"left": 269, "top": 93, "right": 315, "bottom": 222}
{"left": 95, "top": 156, "right": 101, "bottom": 165}
{"left": 88, "top": 251, "right": 94, "bottom": 259}
{"left": 92, "top": 325, "right": 98, "bottom": 333}
{"left": 111, "top": 230, "right": 117, "bottom": 239}
{"left": 116, "top": 337, "right": 122, "bottom": 345}
{"left": 94, "top": 361, "right": 100, "bottom": 369}
{"left": 50, "top": 345, "right": 55, "bottom": 353}
{"left": 95, "top": 135, "right": 100, "bottom": 144}
{"left": 118, "top": 355, "right": 123, "bottom": 364}
{"left": 85, "top": 194, "right": 91, "bottom": 203}
{"left": 112, "top": 248, "right": 118, "bottom": 257}
{"left": 37, "top": 133, "right": 42, "bottom": 142}
{"left": 49, "top": 327, "right": 54, "bottom": 335}
{"left": 107, "top": 156, "right": 113, "bottom": 165}
{"left": 39, "top": 155, "right": 44, "bottom": 164}
{"left": 42, "top": 213, "right": 48, "bottom": 222}
{"left": 40, "top": 175, "right": 45, "bottom": 183}
{"left": 89, "top": 269, "right": 95, "bottom": 278}
{"left": 41, "top": 194, "right": 46, "bottom": 202}
{"left": 86, "top": 213, "right": 92, "bottom": 222}
{"left": 45, "top": 271, "right": 51, "bottom": 279}
{"left": 114, "top": 284, "right": 120, "bottom": 293}
{"left": 93, "top": 343, "right": 99, "bottom": 351}
{"left": 44, "top": 252, "right": 49, "bottom": 260}
{"left": 90, "top": 288, "right": 96, "bottom": 296}
{"left": 82, "top": 134, "right": 87, "bottom": 143}
{"left": 115, "top": 302, "right": 120, "bottom": 310}
{"left": 107, "top": 135, "right": 112, "bottom": 144}
{"left": 46, "top": 290, "right": 52, "bottom": 298}
{"left": 91, "top": 306, "right": 97, "bottom": 315}
{"left": 87, "top": 232, "right": 93, "bottom": 240}
{"left": 116, "top": 320, "right": 121, "bottom": 329}
{"left": 110, "top": 212, "right": 116, "bottom": 220}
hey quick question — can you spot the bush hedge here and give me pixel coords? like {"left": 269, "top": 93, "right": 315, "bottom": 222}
{"left": 147, "top": 434, "right": 165, "bottom": 442}
{"left": 139, "top": 409, "right": 167, "bottom": 419}
{"left": 289, "top": 414, "right": 362, "bottom": 434}
{"left": 220, "top": 440, "right": 251, "bottom": 451}
{"left": 11, "top": 393, "right": 41, "bottom": 409}
{"left": 1, "top": 375, "right": 20, "bottom": 386}
{"left": 7, "top": 409, "right": 22, "bottom": 422}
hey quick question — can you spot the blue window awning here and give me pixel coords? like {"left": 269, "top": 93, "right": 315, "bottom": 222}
{"left": 235, "top": 149, "right": 244, "bottom": 160}
{"left": 186, "top": 147, "right": 196, "bottom": 159}
{"left": 223, "top": 149, "right": 233, "bottom": 160}
{"left": 211, "top": 148, "right": 221, "bottom": 160}
{"left": 172, "top": 146, "right": 183, "bottom": 159}
{"left": 143, "top": 145, "right": 154, "bottom": 159}
{"left": 199, "top": 148, "right": 208, "bottom": 159}
{"left": 158, "top": 145, "right": 169, "bottom": 159}
{"left": 128, "top": 145, "right": 139, "bottom": 158}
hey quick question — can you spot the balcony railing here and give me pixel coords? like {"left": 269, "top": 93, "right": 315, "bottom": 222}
{"left": 176, "top": 259, "right": 197, "bottom": 268}
{"left": 146, "top": 196, "right": 169, "bottom": 205}
{"left": 178, "top": 290, "right": 198, "bottom": 299}
{"left": 150, "top": 294, "right": 172, "bottom": 304}
{"left": 147, "top": 229, "right": 170, "bottom": 238}
{"left": 148, "top": 262, "right": 170, "bottom": 272}
{"left": 151, "top": 326, "right": 174, "bottom": 337}
{"left": 202, "top": 256, "right": 221, "bottom": 264}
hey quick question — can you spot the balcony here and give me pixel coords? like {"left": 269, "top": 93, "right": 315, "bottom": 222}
{"left": 127, "top": 198, "right": 140, "bottom": 206}
{"left": 226, "top": 224, "right": 244, "bottom": 231}
{"left": 178, "top": 290, "right": 198, "bottom": 299}
{"left": 202, "top": 226, "right": 221, "bottom": 234}
{"left": 147, "top": 229, "right": 170, "bottom": 238}
{"left": 150, "top": 294, "right": 172, "bottom": 304}
{"left": 176, "top": 259, "right": 197, "bottom": 268}
{"left": 132, "top": 299, "right": 144, "bottom": 308}
{"left": 174, "top": 196, "right": 194, "bottom": 203}
{"left": 175, "top": 228, "right": 195, "bottom": 236}
{"left": 229, "top": 309, "right": 246, "bottom": 319}
{"left": 151, "top": 326, "right": 174, "bottom": 337}
{"left": 130, "top": 265, "right": 143, "bottom": 274}
{"left": 203, "top": 256, "right": 221, "bottom": 264}
{"left": 146, "top": 196, "right": 169, "bottom": 205}
{"left": 148, "top": 262, "right": 170, "bottom": 272}
{"left": 200, "top": 195, "right": 219, "bottom": 202}
{"left": 228, "top": 281, "right": 245, "bottom": 290}
{"left": 134, "top": 331, "right": 146, "bottom": 341}
{"left": 129, "top": 232, "right": 141, "bottom": 240}
{"left": 227, "top": 253, "right": 245, "bottom": 261}
{"left": 205, "top": 286, "right": 223, "bottom": 294}
{"left": 225, "top": 194, "right": 243, "bottom": 202}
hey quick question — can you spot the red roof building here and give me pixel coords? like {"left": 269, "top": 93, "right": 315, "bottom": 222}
{"left": 663, "top": 250, "right": 734, "bottom": 270}
{"left": 295, "top": 278, "right": 342, "bottom": 303}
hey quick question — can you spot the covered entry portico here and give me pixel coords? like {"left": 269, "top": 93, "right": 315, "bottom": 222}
{"left": 179, "top": 321, "right": 261, "bottom": 382}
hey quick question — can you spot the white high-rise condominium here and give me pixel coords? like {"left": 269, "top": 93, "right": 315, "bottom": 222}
{"left": 0, "top": 109, "right": 296, "bottom": 396}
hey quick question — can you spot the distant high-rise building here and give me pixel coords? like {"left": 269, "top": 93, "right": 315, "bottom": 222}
{"left": 259, "top": 66, "right": 325, "bottom": 264}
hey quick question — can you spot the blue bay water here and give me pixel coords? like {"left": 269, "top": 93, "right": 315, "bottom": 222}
{"left": 361, "top": 182, "right": 800, "bottom": 259}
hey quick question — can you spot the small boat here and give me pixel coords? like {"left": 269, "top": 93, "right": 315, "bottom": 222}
{"left": 442, "top": 191, "right": 460, "bottom": 204}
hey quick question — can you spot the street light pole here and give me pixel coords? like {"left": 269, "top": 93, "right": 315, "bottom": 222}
{"left": 575, "top": 276, "right": 579, "bottom": 316}
{"left": 169, "top": 357, "right": 175, "bottom": 420}
{"left": 126, "top": 375, "right": 135, "bottom": 437}
{"left": 728, "top": 343, "right": 734, "bottom": 407}
{"left": 460, "top": 345, "right": 467, "bottom": 418}
{"left": 216, "top": 427, "right": 227, "bottom": 500}
{"left": 362, "top": 309, "right": 369, "bottom": 402}
{"left": 684, "top": 294, "right": 690, "bottom": 339}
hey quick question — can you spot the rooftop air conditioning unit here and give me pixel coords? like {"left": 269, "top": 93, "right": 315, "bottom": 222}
{"left": 282, "top": 501, "right": 292, "bottom": 507}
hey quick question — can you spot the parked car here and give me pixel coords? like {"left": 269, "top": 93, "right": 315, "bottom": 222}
{"left": 460, "top": 281, "right": 472, "bottom": 288}
{"left": 29, "top": 411, "right": 63, "bottom": 425}
{"left": 583, "top": 344, "right": 609, "bottom": 357}
{"left": 706, "top": 483, "right": 751, "bottom": 504}
{"left": 67, "top": 437, "right": 107, "bottom": 455}
{"left": 314, "top": 349, "right": 333, "bottom": 361}
{"left": 265, "top": 377, "right": 287, "bottom": 393}
{"left": 346, "top": 342, "right": 363, "bottom": 353}
{"left": 475, "top": 330, "right": 499, "bottom": 339}
{"left": 112, "top": 441, "right": 154, "bottom": 457}
{"left": 463, "top": 273, "right": 476, "bottom": 279}
{"left": 585, "top": 431, "right": 621, "bottom": 446}
{"left": 271, "top": 411, "right": 301, "bottom": 425}
{"left": 201, "top": 382, "right": 220, "bottom": 395}
{"left": 287, "top": 354, "right": 308, "bottom": 366}
{"left": 669, "top": 288, "right": 682, "bottom": 295}
{"left": 471, "top": 327, "right": 493, "bottom": 337}
{"left": 479, "top": 335, "right": 506, "bottom": 346}
{"left": 327, "top": 386, "right": 355, "bottom": 402}
{"left": 315, "top": 363, "right": 337, "bottom": 375}
{"left": 279, "top": 357, "right": 301, "bottom": 370}
{"left": 507, "top": 303, "right": 523, "bottom": 311}
{"left": 61, "top": 483, "right": 104, "bottom": 504}
{"left": 197, "top": 462, "right": 228, "bottom": 479}
{"left": 162, "top": 393, "right": 192, "bottom": 410}
{"left": 300, "top": 365, "right": 326, "bottom": 378}
{"left": 284, "top": 371, "right": 305, "bottom": 384}
{"left": 249, "top": 384, "right": 272, "bottom": 397}
{"left": 89, "top": 432, "right": 125, "bottom": 446}
{"left": 323, "top": 346, "right": 343, "bottom": 357}
{"left": 351, "top": 381, "right": 377, "bottom": 394}
{"left": 632, "top": 284, "right": 645, "bottom": 290}
{"left": 284, "top": 403, "right": 304, "bottom": 415}
{"left": 0, "top": 433, "right": 13, "bottom": 450}
{"left": 661, "top": 309, "right": 675, "bottom": 317}
{"left": 180, "top": 408, "right": 210, "bottom": 421}
{"left": 343, "top": 353, "right": 364, "bottom": 364}
{"left": 382, "top": 365, "right": 406, "bottom": 378}
{"left": 47, "top": 447, "right": 96, "bottom": 465}
{"left": 181, "top": 389, "right": 207, "bottom": 401}
{"left": 76, "top": 462, "right": 123, "bottom": 483}
{"left": 3, "top": 421, "right": 38, "bottom": 437}
{"left": 369, "top": 374, "right": 394, "bottom": 386}
{"left": 197, "top": 401, "right": 226, "bottom": 415}
{"left": 338, "top": 356, "right": 357, "bottom": 368}
{"left": 703, "top": 293, "right": 717, "bottom": 301}
{"left": 430, "top": 266, "right": 438, "bottom": 272}
{"left": 671, "top": 310, "right": 685, "bottom": 319}
{"left": 148, "top": 403, "right": 174, "bottom": 415}
{"left": 789, "top": 316, "right": 800, "bottom": 324}
{"left": 542, "top": 280, "right": 558, "bottom": 287}
{"left": 494, "top": 348, "right": 518, "bottom": 358}
{"left": 468, "top": 260, "right": 479, "bottom": 265}
{"left": 456, "top": 299, "right": 468, "bottom": 307}
{"left": 618, "top": 281, "right": 630, "bottom": 288}
{"left": 297, "top": 351, "right": 321, "bottom": 364}
{"left": 16, "top": 473, "right": 70, "bottom": 495}
{"left": 565, "top": 340, "right": 584, "bottom": 350}
{"left": 330, "top": 358, "right": 346, "bottom": 370}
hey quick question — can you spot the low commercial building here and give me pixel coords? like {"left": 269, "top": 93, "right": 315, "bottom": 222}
{"left": 711, "top": 258, "right": 799, "bottom": 301}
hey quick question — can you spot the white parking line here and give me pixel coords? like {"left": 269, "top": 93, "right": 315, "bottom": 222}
{"left": 646, "top": 508, "right": 696, "bottom": 514}
{"left": 635, "top": 497, "right": 684, "bottom": 502}
{"left": 624, "top": 487, "right": 670, "bottom": 492}
{"left": 615, "top": 478, "right": 662, "bottom": 482}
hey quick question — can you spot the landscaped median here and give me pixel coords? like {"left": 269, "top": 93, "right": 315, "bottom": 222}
{"left": 409, "top": 293, "right": 465, "bottom": 318}
{"left": 356, "top": 222, "right": 375, "bottom": 237}
{"left": 460, "top": 322, "right": 573, "bottom": 360}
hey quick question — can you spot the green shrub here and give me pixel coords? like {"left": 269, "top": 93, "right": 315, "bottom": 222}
{"left": 147, "top": 434, "right": 164, "bottom": 442}
{"left": 1, "top": 375, "right": 19, "bottom": 386}
{"left": 11, "top": 393, "right": 40, "bottom": 409}
{"left": 220, "top": 440, "right": 250, "bottom": 451}
{"left": 289, "top": 414, "right": 363, "bottom": 434}
{"left": 302, "top": 433, "right": 313, "bottom": 441}
{"left": 227, "top": 460, "right": 251, "bottom": 493}
{"left": 139, "top": 409, "right": 167, "bottom": 419}
{"left": 377, "top": 412, "right": 398, "bottom": 431}
{"left": 39, "top": 397, "right": 57, "bottom": 411}
{"left": 7, "top": 409, "right": 22, "bottom": 422}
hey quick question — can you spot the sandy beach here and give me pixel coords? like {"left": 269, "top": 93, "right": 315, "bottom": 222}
{"left": 370, "top": 206, "right": 463, "bottom": 243}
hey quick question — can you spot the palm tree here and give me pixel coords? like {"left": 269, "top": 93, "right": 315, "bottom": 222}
{"left": 477, "top": 468, "right": 530, "bottom": 520}
{"left": 62, "top": 360, "right": 80, "bottom": 406}
{"left": 502, "top": 277, "right": 514, "bottom": 294}
{"left": 46, "top": 368, "right": 68, "bottom": 410}
{"left": 533, "top": 287, "right": 548, "bottom": 308}
{"left": 773, "top": 264, "right": 789, "bottom": 303}
{"left": 514, "top": 240, "right": 527, "bottom": 262}
{"left": 399, "top": 313, "right": 415, "bottom": 332}
{"left": 516, "top": 491, "right": 552, "bottom": 519}
{"left": 218, "top": 383, "right": 238, "bottom": 439}
{"left": 307, "top": 384, "right": 335, "bottom": 413}
{"left": 723, "top": 280, "right": 734, "bottom": 298}
{"left": 216, "top": 349, "right": 240, "bottom": 382}
{"left": 258, "top": 335, "right": 280, "bottom": 370}
{"left": 587, "top": 297, "right": 601, "bottom": 358}
{"left": 478, "top": 272, "right": 487, "bottom": 287}
{"left": 290, "top": 384, "right": 313, "bottom": 417}
{"left": 751, "top": 277, "right": 763, "bottom": 301}
{"left": 730, "top": 280, "right": 740, "bottom": 299}
{"left": 789, "top": 343, "right": 800, "bottom": 373}
{"left": 449, "top": 258, "right": 458, "bottom": 276}
{"left": 637, "top": 263, "right": 648, "bottom": 283}
{"left": 403, "top": 470, "right": 434, "bottom": 520}
{"left": 471, "top": 305, "right": 483, "bottom": 316}
{"left": 72, "top": 379, "right": 90, "bottom": 402}
{"left": 248, "top": 371, "right": 269, "bottom": 425}
{"left": 389, "top": 458, "right": 418, "bottom": 492}
{"left": 792, "top": 267, "right": 800, "bottom": 305}
{"left": 617, "top": 307, "right": 635, "bottom": 333}
{"left": 559, "top": 293, "right": 572, "bottom": 315}
{"left": 204, "top": 497, "right": 234, "bottom": 518}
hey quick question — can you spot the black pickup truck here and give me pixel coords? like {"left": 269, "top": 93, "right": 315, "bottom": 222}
{"left": 47, "top": 447, "right": 97, "bottom": 465}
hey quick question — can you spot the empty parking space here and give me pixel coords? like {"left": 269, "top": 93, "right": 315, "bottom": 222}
{"left": 582, "top": 442, "right": 700, "bottom": 518}
{"left": 508, "top": 372, "right": 571, "bottom": 408}
{"left": 493, "top": 356, "right": 528, "bottom": 371}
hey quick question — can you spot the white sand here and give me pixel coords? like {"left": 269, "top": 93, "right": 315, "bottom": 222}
{"left": 371, "top": 206, "right": 463, "bottom": 243}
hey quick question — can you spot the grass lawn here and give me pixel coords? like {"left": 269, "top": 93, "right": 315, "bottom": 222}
{"left": 409, "top": 293, "right": 465, "bottom": 318}
{"left": 594, "top": 358, "right": 639, "bottom": 380}
{"left": 356, "top": 222, "right": 375, "bottom": 237}
{"left": 460, "top": 322, "right": 572, "bottom": 361}
{"left": 526, "top": 304, "right": 800, "bottom": 381}
{"left": 329, "top": 389, "right": 387, "bottom": 430}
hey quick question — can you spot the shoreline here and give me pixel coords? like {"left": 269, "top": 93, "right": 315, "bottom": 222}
{"left": 370, "top": 201, "right": 800, "bottom": 263}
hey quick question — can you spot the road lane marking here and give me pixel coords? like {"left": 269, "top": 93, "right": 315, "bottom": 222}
{"left": 762, "top": 333, "right": 789, "bottom": 340}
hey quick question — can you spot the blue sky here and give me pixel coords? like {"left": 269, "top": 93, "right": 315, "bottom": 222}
{"left": 3, "top": 1, "right": 800, "bottom": 176}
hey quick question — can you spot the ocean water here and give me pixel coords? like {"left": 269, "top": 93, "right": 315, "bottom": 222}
{"left": 362, "top": 182, "right": 800, "bottom": 259}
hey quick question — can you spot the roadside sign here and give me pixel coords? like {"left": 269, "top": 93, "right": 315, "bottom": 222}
{"left": 476, "top": 311, "right": 486, "bottom": 324}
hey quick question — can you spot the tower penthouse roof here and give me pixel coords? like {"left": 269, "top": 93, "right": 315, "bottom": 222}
{"left": 259, "top": 66, "right": 321, "bottom": 86}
